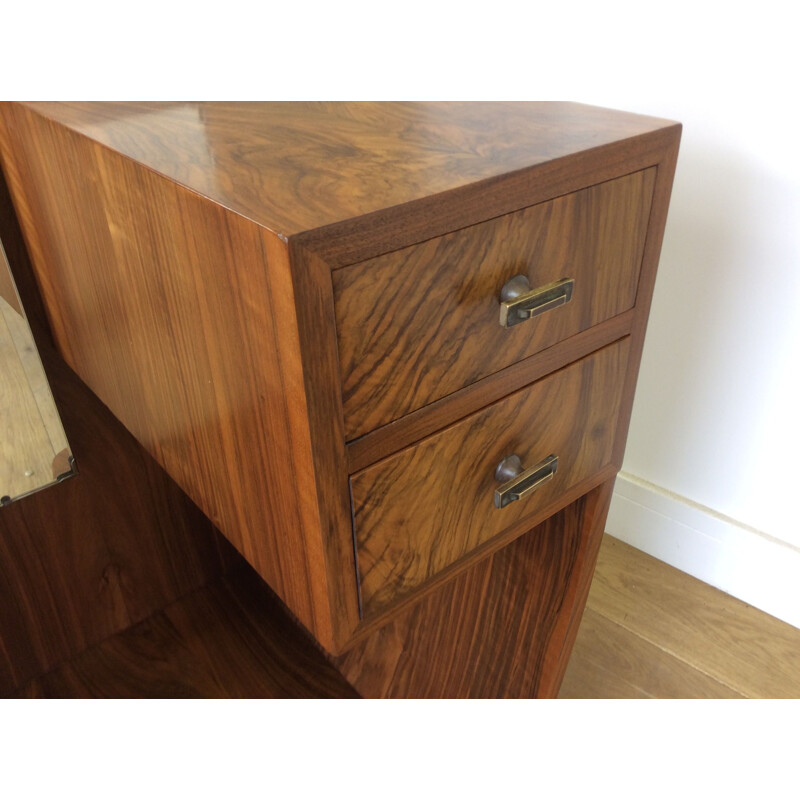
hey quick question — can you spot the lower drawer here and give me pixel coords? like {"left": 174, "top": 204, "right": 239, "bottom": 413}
{"left": 351, "top": 338, "right": 630, "bottom": 617}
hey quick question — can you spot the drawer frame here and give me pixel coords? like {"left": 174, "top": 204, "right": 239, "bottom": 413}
{"left": 289, "top": 124, "right": 681, "bottom": 651}
{"left": 351, "top": 338, "right": 631, "bottom": 619}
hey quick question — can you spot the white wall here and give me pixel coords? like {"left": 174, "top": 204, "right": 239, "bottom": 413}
{"left": 542, "top": 6, "right": 800, "bottom": 626}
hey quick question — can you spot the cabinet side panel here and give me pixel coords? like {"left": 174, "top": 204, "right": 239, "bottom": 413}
{"left": 0, "top": 104, "right": 337, "bottom": 645}
{"left": 0, "top": 346, "right": 235, "bottom": 695}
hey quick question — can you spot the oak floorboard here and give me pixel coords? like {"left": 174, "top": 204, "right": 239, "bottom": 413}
{"left": 559, "top": 607, "right": 743, "bottom": 699}
{"left": 569, "top": 536, "right": 800, "bottom": 699}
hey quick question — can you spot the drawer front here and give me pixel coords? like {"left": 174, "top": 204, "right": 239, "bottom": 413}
{"left": 351, "top": 338, "right": 630, "bottom": 617}
{"left": 334, "top": 169, "right": 654, "bottom": 440}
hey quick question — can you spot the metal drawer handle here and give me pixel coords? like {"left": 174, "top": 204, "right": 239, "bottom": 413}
{"left": 499, "top": 276, "right": 574, "bottom": 328}
{"left": 494, "top": 454, "right": 558, "bottom": 509}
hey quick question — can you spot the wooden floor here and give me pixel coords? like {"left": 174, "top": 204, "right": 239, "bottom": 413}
{"left": 559, "top": 536, "right": 800, "bottom": 699}
{"left": 11, "top": 533, "right": 800, "bottom": 698}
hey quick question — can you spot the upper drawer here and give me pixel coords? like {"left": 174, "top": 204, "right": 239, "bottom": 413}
{"left": 351, "top": 338, "right": 630, "bottom": 618}
{"left": 333, "top": 169, "right": 655, "bottom": 440}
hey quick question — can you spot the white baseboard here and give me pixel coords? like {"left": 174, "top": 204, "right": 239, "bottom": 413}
{"left": 607, "top": 472, "right": 800, "bottom": 631}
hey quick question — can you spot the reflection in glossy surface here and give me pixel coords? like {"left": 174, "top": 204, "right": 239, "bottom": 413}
{"left": 19, "top": 102, "right": 673, "bottom": 237}
{"left": 0, "top": 239, "right": 74, "bottom": 503}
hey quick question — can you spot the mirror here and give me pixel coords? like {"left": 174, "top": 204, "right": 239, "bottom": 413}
{"left": 0, "top": 237, "right": 74, "bottom": 504}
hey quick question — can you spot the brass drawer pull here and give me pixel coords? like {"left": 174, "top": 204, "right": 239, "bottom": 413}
{"left": 499, "top": 276, "right": 574, "bottom": 328}
{"left": 494, "top": 454, "right": 558, "bottom": 509}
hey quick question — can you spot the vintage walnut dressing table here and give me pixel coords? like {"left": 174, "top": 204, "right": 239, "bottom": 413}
{"left": 0, "top": 102, "right": 680, "bottom": 697}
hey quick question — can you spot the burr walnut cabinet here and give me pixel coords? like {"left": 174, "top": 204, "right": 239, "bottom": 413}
{"left": 0, "top": 102, "right": 680, "bottom": 697}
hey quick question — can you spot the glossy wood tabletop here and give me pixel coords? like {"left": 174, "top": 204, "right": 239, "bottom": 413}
{"left": 18, "top": 102, "right": 676, "bottom": 239}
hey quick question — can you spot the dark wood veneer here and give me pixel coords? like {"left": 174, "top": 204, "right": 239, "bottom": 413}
{"left": 346, "top": 312, "right": 634, "bottom": 473}
{"left": 14, "top": 565, "right": 358, "bottom": 699}
{"left": 334, "top": 170, "right": 653, "bottom": 439}
{"left": 0, "top": 163, "right": 237, "bottom": 696}
{"left": 352, "top": 339, "right": 629, "bottom": 616}
{"left": 0, "top": 103, "right": 680, "bottom": 695}
{"left": 337, "top": 479, "right": 615, "bottom": 698}
{"left": 0, "top": 104, "right": 350, "bottom": 650}
{"left": 0, "top": 342, "right": 234, "bottom": 696}
{"left": 15, "top": 102, "right": 675, "bottom": 240}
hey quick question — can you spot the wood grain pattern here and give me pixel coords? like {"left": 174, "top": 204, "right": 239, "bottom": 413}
{"left": 286, "top": 241, "right": 361, "bottom": 648}
{"left": 13, "top": 565, "right": 358, "bottom": 699}
{"left": 0, "top": 345, "right": 234, "bottom": 695}
{"left": 346, "top": 312, "right": 634, "bottom": 473}
{"left": 0, "top": 104, "right": 352, "bottom": 651}
{"left": 352, "top": 339, "right": 629, "bottom": 616}
{"left": 558, "top": 607, "right": 743, "bottom": 699}
{"left": 16, "top": 532, "right": 798, "bottom": 699}
{"left": 343, "top": 463, "right": 617, "bottom": 649}
{"left": 335, "top": 170, "right": 654, "bottom": 439}
{"left": 584, "top": 537, "right": 800, "bottom": 698}
{"left": 532, "top": 477, "right": 615, "bottom": 698}
{"left": 297, "top": 128, "right": 680, "bottom": 270}
{"left": 337, "top": 480, "right": 612, "bottom": 698}
{"left": 16, "top": 102, "right": 676, "bottom": 241}
{"left": 0, "top": 102, "right": 682, "bottom": 684}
